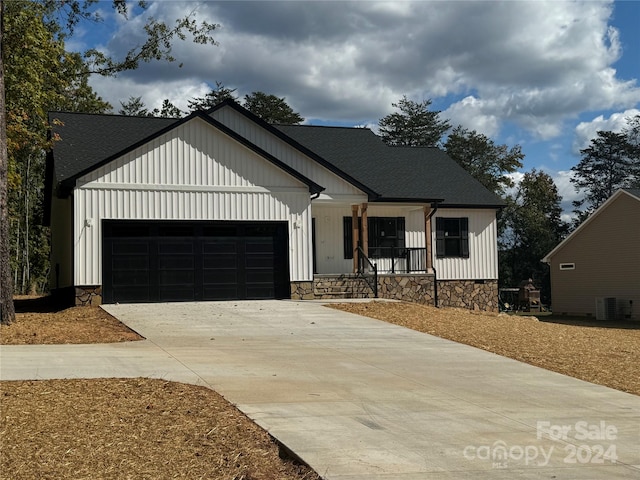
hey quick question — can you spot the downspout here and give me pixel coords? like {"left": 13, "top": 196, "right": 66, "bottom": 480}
{"left": 426, "top": 202, "right": 439, "bottom": 308}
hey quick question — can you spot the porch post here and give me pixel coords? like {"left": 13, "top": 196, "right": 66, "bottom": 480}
{"left": 352, "top": 204, "right": 359, "bottom": 273}
{"left": 361, "top": 203, "right": 369, "bottom": 258}
{"left": 424, "top": 206, "right": 433, "bottom": 272}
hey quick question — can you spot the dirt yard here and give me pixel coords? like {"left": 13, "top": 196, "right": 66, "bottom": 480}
{"left": 1, "top": 298, "right": 638, "bottom": 479}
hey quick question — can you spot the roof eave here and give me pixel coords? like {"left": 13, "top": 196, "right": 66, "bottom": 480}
{"left": 371, "top": 197, "right": 444, "bottom": 204}
{"left": 437, "top": 202, "right": 506, "bottom": 209}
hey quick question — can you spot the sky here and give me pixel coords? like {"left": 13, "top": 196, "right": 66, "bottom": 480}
{"left": 71, "top": 0, "right": 640, "bottom": 219}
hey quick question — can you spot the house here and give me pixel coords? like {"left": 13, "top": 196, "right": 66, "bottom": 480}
{"left": 45, "top": 100, "right": 504, "bottom": 310}
{"left": 542, "top": 189, "right": 640, "bottom": 320}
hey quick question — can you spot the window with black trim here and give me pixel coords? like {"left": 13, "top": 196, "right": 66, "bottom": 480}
{"left": 343, "top": 216, "right": 405, "bottom": 259}
{"left": 436, "top": 217, "right": 469, "bottom": 258}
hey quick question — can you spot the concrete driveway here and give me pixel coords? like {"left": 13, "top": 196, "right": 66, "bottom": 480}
{"left": 1, "top": 300, "right": 639, "bottom": 479}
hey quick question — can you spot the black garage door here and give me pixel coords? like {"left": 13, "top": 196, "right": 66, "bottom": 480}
{"left": 102, "top": 221, "right": 290, "bottom": 303}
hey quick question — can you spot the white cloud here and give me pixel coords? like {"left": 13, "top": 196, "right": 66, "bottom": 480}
{"left": 444, "top": 96, "right": 501, "bottom": 137}
{"left": 573, "top": 108, "right": 640, "bottom": 152}
{"left": 84, "top": 0, "right": 640, "bottom": 145}
{"left": 90, "top": 76, "right": 211, "bottom": 113}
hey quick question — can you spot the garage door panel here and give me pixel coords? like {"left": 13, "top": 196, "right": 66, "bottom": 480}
{"left": 159, "top": 270, "right": 194, "bottom": 284}
{"left": 103, "top": 221, "right": 289, "bottom": 303}
{"left": 159, "top": 256, "right": 195, "bottom": 269}
{"left": 158, "top": 242, "right": 193, "bottom": 254}
{"left": 246, "top": 242, "right": 274, "bottom": 253}
{"left": 112, "top": 242, "right": 149, "bottom": 255}
{"left": 204, "top": 268, "right": 237, "bottom": 282}
{"left": 204, "top": 241, "right": 237, "bottom": 254}
{"left": 112, "top": 271, "right": 149, "bottom": 286}
{"left": 112, "top": 255, "right": 149, "bottom": 270}
{"left": 246, "top": 286, "right": 275, "bottom": 299}
{"left": 113, "top": 286, "right": 152, "bottom": 302}
{"left": 203, "top": 256, "right": 236, "bottom": 269}
{"left": 246, "top": 256, "right": 276, "bottom": 268}
{"left": 203, "top": 285, "right": 239, "bottom": 300}
{"left": 160, "top": 286, "right": 195, "bottom": 302}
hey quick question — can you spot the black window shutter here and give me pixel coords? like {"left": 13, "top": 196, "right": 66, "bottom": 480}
{"left": 368, "top": 217, "right": 378, "bottom": 250}
{"left": 343, "top": 217, "right": 353, "bottom": 259}
{"left": 461, "top": 217, "right": 469, "bottom": 258}
{"left": 435, "top": 217, "right": 445, "bottom": 258}
{"left": 397, "top": 217, "right": 405, "bottom": 248}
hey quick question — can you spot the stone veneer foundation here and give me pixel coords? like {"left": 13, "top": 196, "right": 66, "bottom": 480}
{"left": 291, "top": 276, "right": 498, "bottom": 312}
{"left": 436, "top": 280, "right": 499, "bottom": 312}
{"left": 75, "top": 286, "right": 102, "bottom": 306}
{"left": 75, "top": 278, "right": 498, "bottom": 312}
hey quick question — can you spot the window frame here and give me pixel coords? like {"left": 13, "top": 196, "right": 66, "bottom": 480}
{"left": 435, "top": 217, "right": 470, "bottom": 259}
{"left": 343, "top": 216, "right": 406, "bottom": 259}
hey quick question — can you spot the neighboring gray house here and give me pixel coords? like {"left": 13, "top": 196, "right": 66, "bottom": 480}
{"left": 542, "top": 188, "right": 640, "bottom": 320}
{"left": 45, "top": 100, "right": 504, "bottom": 310}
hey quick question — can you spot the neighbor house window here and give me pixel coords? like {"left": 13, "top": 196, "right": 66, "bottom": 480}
{"left": 436, "top": 217, "right": 469, "bottom": 258}
{"left": 559, "top": 263, "right": 575, "bottom": 270}
{"left": 343, "top": 216, "right": 405, "bottom": 259}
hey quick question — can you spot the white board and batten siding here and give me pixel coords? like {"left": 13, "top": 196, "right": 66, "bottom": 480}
{"left": 73, "top": 117, "right": 313, "bottom": 286}
{"left": 433, "top": 208, "right": 498, "bottom": 280}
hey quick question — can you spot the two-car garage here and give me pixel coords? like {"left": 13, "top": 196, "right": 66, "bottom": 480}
{"left": 102, "top": 221, "right": 290, "bottom": 304}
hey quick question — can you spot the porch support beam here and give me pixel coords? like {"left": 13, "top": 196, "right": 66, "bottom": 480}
{"left": 424, "top": 206, "right": 434, "bottom": 272}
{"left": 361, "top": 203, "right": 369, "bottom": 260}
{"left": 352, "top": 204, "right": 359, "bottom": 273}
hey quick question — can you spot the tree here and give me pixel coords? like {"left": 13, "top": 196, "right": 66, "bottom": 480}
{"left": 3, "top": 0, "right": 111, "bottom": 303}
{"left": 378, "top": 96, "right": 450, "bottom": 147}
{"left": 499, "top": 169, "right": 568, "bottom": 305}
{"left": 0, "top": 0, "right": 14, "bottom": 324}
{"left": 444, "top": 125, "right": 524, "bottom": 197}
{"left": 119, "top": 96, "right": 150, "bottom": 116}
{"left": 622, "top": 114, "right": 640, "bottom": 188}
{"left": 243, "top": 91, "right": 303, "bottom": 124}
{"left": 188, "top": 81, "right": 237, "bottom": 111}
{"left": 0, "top": 0, "right": 217, "bottom": 324}
{"left": 571, "top": 127, "right": 640, "bottom": 221}
{"left": 152, "top": 99, "right": 183, "bottom": 118}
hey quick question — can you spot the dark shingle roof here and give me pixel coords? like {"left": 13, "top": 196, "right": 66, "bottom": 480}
{"left": 276, "top": 125, "right": 504, "bottom": 207}
{"left": 49, "top": 111, "right": 176, "bottom": 186}
{"left": 623, "top": 188, "right": 640, "bottom": 199}
{"left": 48, "top": 110, "right": 323, "bottom": 196}
{"left": 49, "top": 103, "right": 505, "bottom": 208}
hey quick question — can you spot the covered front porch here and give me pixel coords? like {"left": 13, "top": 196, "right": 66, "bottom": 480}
{"left": 290, "top": 201, "right": 499, "bottom": 312}
{"left": 310, "top": 201, "right": 435, "bottom": 276}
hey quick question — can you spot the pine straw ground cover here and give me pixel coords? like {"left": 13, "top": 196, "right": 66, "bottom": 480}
{"left": 1, "top": 305, "right": 142, "bottom": 344}
{"left": 328, "top": 301, "right": 640, "bottom": 396}
{"left": 0, "top": 379, "right": 319, "bottom": 480}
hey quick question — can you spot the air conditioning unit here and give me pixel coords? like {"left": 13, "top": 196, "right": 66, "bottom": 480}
{"left": 595, "top": 297, "right": 617, "bottom": 320}
{"left": 617, "top": 299, "right": 632, "bottom": 320}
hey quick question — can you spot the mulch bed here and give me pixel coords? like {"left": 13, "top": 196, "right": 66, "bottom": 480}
{"left": 0, "top": 378, "right": 319, "bottom": 480}
{"left": 2, "top": 298, "right": 142, "bottom": 344}
{"left": 328, "top": 301, "right": 640, "bottom": 396}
